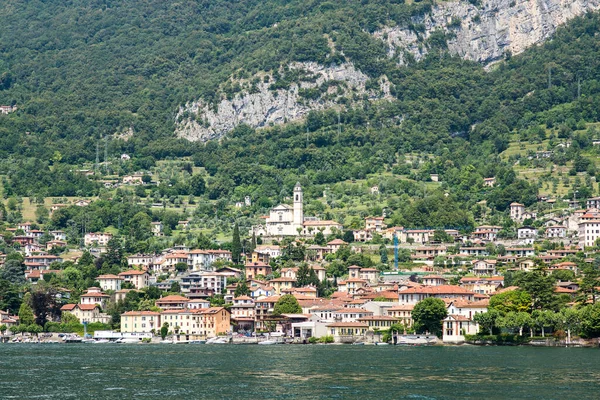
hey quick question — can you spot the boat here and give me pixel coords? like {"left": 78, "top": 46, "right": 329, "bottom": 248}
{"left": 82, "top": 338, "right": 96, "bottom": 344}
{"left": 189, "top": 340, "right": 206, "bottom": 344}
{"left": 258, "top": 340, "right": 280, "bottom": 345}
{"left": 206, "top": 337, "right": 228, "bottom": 344}
{"left": 375, "top": 342, "right": 390, "bottom": 346}
{"left": 160, "top": 340, "right": 174, "bottom": 344}
{"left": 352, "top": 342, "right": 365, "bottom": 345}
{"left": 115, "top": 338, "right": 140, "bottom": 344}
{"left": 63, "top": 335, "right": 83, "bottom": 343}
{"left": 94, "top": 339, "right": 110, "bottom": 344}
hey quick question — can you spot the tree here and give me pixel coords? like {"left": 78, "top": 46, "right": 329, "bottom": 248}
{"left": 0, "top": 325, "right": 7, "bottom": 335}
{"left": 18, "top": 299, "right": 35, "bottom": 326}
{"left": 497, "top": 311, "right": 532, "bottom": 336}
{"left": 169, "top": 282, "right": 181, "bottom": 293}
{"left": 489, "top": 290, "right": 532, "bottom": 314}
{"left": 558, "top": 307, "right": 580, "bottom": 343}
{"left": 513, "top": 271, "right": 557, "bottom": 310}
{"left": 160, "top": 322, "right": 169, "bottom": 339}
{"left": 580, "top": 303, "right": 600, "bottom": 338}
{"left": 61, "top": 312, "right": 80, "bottom": 325}
{"left": 272, "top": 294, "right": 302, "bottom": 316}
{"left": 379, "top": 244, "right": 388, "bottom": 264}
{"left": 234, "top": 281, "right": 250, "bottom": 297}
{"left": 30, "top": 284, "right": 61, "bottom": 326}
{"left": 474, "top": 309, "right": 501, "bottom": 335}
{"left": 189, "top": 174, "right": 206, "bottom": 196}
{"left": 231, "top": 224, "right": 242, "bottom": 264}
{"left": 412, "top": 298, "right": 448, "bottom": 336}
{"left": 1, "top": 259, "right": 26, "bottom": 285}
{"left": 342, "top": 230, "right": 354, "bottom": 243}
{"left": 532, "top": 309, "right": 557, "bottom": 337}
{"left": 175, "top": 262, "right": 188, "bottom": 273}
{"left": 35, "top": 205, "right": 49, "bottom": 224}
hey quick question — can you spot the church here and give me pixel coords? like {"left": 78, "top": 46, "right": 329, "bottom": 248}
{"left": 250, "top": 183, "right": 343, "bottom": 237}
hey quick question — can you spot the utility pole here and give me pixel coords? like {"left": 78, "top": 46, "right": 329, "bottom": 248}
{"left": 104, "top": 136, "right": 108, "bottom": 174}
{"left": 306, "top": 124, "right": 309, "bottom": 148}
{"left": 95, "top": 142, "right": 99, "bottom": 173}
{"left": 548, "top": 66, "right": 552, "bottom": 89}
{"left": 337, "top": 110, "right": 341, "bottom": 141}
{"left": 578, "top": 76, "right": 581, "bottom": 99}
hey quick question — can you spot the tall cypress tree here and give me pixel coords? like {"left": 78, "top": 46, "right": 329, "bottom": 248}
{"left": 232, "top": 223, "right": 242, "bottom": 264}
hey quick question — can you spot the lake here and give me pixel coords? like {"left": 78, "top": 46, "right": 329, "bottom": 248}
{"left": 0, "top": 344, "right": 598, "bottom": 399}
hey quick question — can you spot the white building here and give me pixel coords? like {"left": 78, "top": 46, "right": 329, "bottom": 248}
{"left": 517, "top": 226, "right": 538, "bottom": 244}
{"left": 579, "top": 219, "right": 600, "bottom": 248}
{"left": 510, "top": 202, "right": 525, "bottom": 221}
{"left": 97, "top": 274, "right": 123, "bottom": 291}
{"left": 84, "top": 232, "right": 113, "bottom": 247}
{"left": 546, "top": 226, "right": 567, "bottom": 238}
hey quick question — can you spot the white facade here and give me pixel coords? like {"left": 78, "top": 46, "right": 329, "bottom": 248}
{"left": 579, "top": 220, "right": 600, "bottom": 248}
{"left": 84, "top": 232, "right": 113, "bottom": 247}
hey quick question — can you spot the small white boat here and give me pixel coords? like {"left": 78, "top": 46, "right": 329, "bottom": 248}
{"left": 189, "top": 340, "right": 206, "bottom": 344}
{"left": 258, "top": 340, "right": 279, "bottom": 345}
{"left": 375, "top": 342, "right": 390, "bottom": 346}
{"left": 82, "top": 338, "right": 96, "bottom": 344}
{"left": 94, "top": 339, "right": 110, "bottom": 344}
{"left": 206, "top": 337, "right": 228, "bottom": 344}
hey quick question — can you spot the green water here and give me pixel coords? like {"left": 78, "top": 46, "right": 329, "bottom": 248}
{"left": 0, "top": 344, "right": 598, "bottom": 399}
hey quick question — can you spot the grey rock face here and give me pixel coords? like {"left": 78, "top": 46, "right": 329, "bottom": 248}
{"left": 176, "top": 0, "right": 600, "bottom": 141}
{"left": 374, "top": 0, "right": 600, "bottom": 65}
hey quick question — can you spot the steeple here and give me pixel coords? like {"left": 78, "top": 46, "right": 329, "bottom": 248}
{"left": 293, "top": 182, "right": 303, "bottom": 228}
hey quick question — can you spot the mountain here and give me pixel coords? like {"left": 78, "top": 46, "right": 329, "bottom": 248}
{"left": 0, "top": 0, "right": 599, "bottom": 162}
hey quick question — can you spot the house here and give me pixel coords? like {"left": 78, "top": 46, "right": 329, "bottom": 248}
{"left": 459, "top": 277, "right": 503, "bottom": 295}
{"left": 61, "top": 304, "right": 111, "bottom": 324}
{"left": 122, "top": 175, "right": 144, "bottom": 185}
{"left": 345, "top": 278, "right": 368, "bottom": 295}
{"left": 46, "top": 240, "right": 67, "bottom": 251}
{"left": 517, "top": 226, "right": 538, "bottom": 244}
{"left": 359, "top": 268, "right": 379, "bottom": 283}
{"left": 442, "top": 315, "right": 479, "bottom": 343}
{"left": 365, "top": 216, "right": 385, "bottom": 232}
{"left": 326, "top": 239, "right": 347, "bottom": 253}
{"left": 505, "top": 247, "right": 535, "bottom": 257}
{"left": 180, "top": 272, "right": 228, "bottom": 296}
{"left": 74, "top": 199, "right": 91, "bottom": 207}
{"left": 80, "top": 287, "right": 110, "bottom": 309}
{"left": 120, "top": 311, "right": 161, "bottom": 334}
{"left": 517, "top": 258, "right": 536, "bottom": 272}
{"left": 252, "top": 245, "right": 281, "bottom": 263}
{"left": 245, "top": 261, "right": 273, "bottom": 280}
{"left": 404, "top": 229, "right": 433, "bottom": 244}
{"left": 254, "top": 296, "right": 280, "bottom": 330}
{"left": 231, "top": 296, "right": 255, "bottom": 330}
{"left": 269, "top": 277, "right": 296, "bottom": 295}
{"left": 483, "top": 177, "right": 496, "bottom": 187}
{"left": 151, "top": 222, "right": 163, "bottom": 236}
{"left": 84, "top": 232, "right": 113, "bottom": 247}
{"left": 353, "top": 229, "right": 373, "bottom": 242}
{"left": 422, "top": 275, "right": 447, "bottom": 286}
{"left": 578, "top": 219, "right": 600, "bottom": 248}
{"left": 118, "top": 269, "right": 150, "bottom": 289}
{"left": 471, "top": 259, "right": 497, "bottom": 276}
{"left": 177, "top": 220, "right": 190, "bottom": 229}
{"left": 386, "top": 305, "right": 414, "bottom": 327}
{"left": 326, "top": 322, "right": 368, "bottom": 343}
{"left": 193, "top": 307, "right": 231, "bottom": 337}
{"left": 356, "top": 316, "right": 398, "bottom": 331}
{"left": 302, "top": 220, "right": 343, "bottom": 236}
{"left": 121, "top": 154, "right": 131, "bottom": 161}
{"left": 586, "top": 197, "right": 600, "bottom": 209}
{"left": 546, "top": 226, "right": 567, "bottom": 238}
{"left": 97, "top": 274, "right": 123, "bottom": 291}
{"left": 50, "top": 230, "right": 66, "bottom": 241}
{"left": 156, "top": 295, "right": 190, "bottom": 310}
{"left": 127, "top": 254, "right": 155, "bottom": 269}
{"left": 0, "top": 105, "right": 17, "bottom": 114}
{"left": 510, "top": 202, "right": 525, "bottom": 221}
{"left": 398, "top": 285, "right": 475, "bottom": 305}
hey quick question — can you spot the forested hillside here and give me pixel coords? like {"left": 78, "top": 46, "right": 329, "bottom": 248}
{"left": 0, "top": 1, "right": 600, "bottom": 210}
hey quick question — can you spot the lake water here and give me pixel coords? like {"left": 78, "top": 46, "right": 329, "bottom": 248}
{"left": 0, "top": 344, "right": 598, "bottom": 399}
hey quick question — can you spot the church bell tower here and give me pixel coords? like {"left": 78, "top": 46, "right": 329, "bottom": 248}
{"left": 293, "top": 182, "right": 303, "bottom": 228}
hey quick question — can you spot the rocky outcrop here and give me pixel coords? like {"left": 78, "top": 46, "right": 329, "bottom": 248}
{"left": 177, "top": 0, "right": 600, "bottom": 141}
{"left": 176, "top": 62, "right": 390, "bottom": 142}
{"left": 374, "top": 0, "right": 600, "bottom": 65}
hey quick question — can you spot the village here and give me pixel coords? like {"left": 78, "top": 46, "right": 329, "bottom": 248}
{"left": 1, "top": 178, "right": 600, "bottom": 346}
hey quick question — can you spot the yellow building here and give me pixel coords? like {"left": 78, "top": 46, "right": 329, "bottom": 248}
{"left": 120, "top": 311, "right": 161, "bottom": 334}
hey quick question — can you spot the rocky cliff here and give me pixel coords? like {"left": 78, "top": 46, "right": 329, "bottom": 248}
{"left": 375, "top": 0, "right": 600, "bottom": 65}
{"left": 176, "top": 0, "right": 600, "bottom": 141}
{"left": 176, "top": 62, "right": 390, "bottom": 142}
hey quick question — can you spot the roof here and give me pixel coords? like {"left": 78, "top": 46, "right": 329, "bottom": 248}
{"left": 122, "top": 311, "right": 161, "bottom": 316}
{"left": 398, "top": 285, "right": 475, "bottom": 295}
{"left": 118, "top": 269, "right": 148, "bottom": 276}
{"left": 357, "top": 316, "right": 399, "bottom": 321}
{"left": 97, "top": 274, "right": 122, "bottom": 280}
{"left": 157, "top": 295, "right": 189, "bottom": 302}
{"left": 388, "top": 304, "right": 415, "bottom": 311}
{"left": 327, "top": 239, "right": 347, "bottom": 245}
{"left": 326, "top": 322, "right": 369, "bottom": 328}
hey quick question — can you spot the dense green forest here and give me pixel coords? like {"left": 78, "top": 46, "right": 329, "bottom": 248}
{"left": 0, "top": 1, "right": 600, "bottom": 213}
